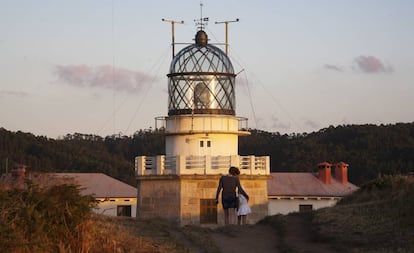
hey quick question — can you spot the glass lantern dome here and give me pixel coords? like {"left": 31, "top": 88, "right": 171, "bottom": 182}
{"left": 167, "top": 30, "right": 236, "bottom": 116}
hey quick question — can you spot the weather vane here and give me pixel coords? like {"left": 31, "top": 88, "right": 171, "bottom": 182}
{"left": 194, "top": 1, "right": 208, "bottom": 30}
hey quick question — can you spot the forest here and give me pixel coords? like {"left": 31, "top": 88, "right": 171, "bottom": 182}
{"left": 1, "top": 122, "right": 414, "bottom": 186}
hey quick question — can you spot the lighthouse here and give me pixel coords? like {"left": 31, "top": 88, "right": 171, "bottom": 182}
{"left": 165, "top": 28, "right": 249, "bottom": 159}
{"left": 135, "top": 16, "right": 270, "bottom": 226}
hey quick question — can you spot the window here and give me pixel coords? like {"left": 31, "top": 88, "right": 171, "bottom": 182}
{"left": 200, "top": 141, "right": 204, "bottom": 147}
{"left": 299, "top": 204, "right": 313, "bottom": 212}
{"left": 200, "top": 199, "right": 217, "bottom": 224}
{"left": 207, "top": 140, "right": 211, "bottom": 147}
{"left": 117, "top": 205, "right": 132, "bottom": 217}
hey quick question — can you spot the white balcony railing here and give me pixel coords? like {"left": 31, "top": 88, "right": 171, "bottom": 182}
{"left": 135, "top": 155, "right": 270, "bottom": 176}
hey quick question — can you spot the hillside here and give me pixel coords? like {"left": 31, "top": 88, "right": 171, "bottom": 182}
{"left": 311, "top": 174, "right": 414, "bottom": 252}
{"left": 2, "top": 122, "right": 414, "bottom": 185}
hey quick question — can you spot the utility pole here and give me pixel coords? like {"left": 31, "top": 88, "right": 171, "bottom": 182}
{"left": 215, "top": 19, "right": 239, "bottom": 55}
{"left": 162, "top": 18, "right": 184, "bottom": 59}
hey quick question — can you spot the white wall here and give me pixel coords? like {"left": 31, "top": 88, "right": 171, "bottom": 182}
{"left": 165, "top": 115, "right": 241, "bottom": 156}
{"left": 268, "top": 197, "right": 340, "bottom": 215}
{"left": 166, "top": 133, "right": 238, "bottom": 156}
{"left": 94, "top": 198, "right": 137, "bottom": 218}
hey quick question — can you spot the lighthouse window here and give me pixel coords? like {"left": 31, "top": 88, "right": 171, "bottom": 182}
{"left": 200, "top": 141, "right": 204, "bottom": 147}
{"left": 207, "top": 141, "right": 211, "bottom": 147}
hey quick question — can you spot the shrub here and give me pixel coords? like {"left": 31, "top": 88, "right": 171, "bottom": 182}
{"left": 0, "top": 182, "right": 96, "bottom": 252}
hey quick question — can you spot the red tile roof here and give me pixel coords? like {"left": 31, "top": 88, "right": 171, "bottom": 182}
{"left": 268, "top": 172, "right": 358, "bottom": 197}
{"left": 51, "top": 173, "right": 137, "bottom": 198}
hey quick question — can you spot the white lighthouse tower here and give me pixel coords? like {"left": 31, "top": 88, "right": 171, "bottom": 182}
{"left": 135, "top": 17, "right": 270, "bottom": 226}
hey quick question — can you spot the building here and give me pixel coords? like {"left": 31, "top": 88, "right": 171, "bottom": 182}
{"left": 0, "top": 166, "right": 137, "bottom": 218}
{"left": 268, "top": 162, "right": 359, "bottom": 215}
{"left": 135, "top": 19, "right": 270, "bottom": 226}
{"left": 52, "top": 173, "right": 137, "bottom": 217}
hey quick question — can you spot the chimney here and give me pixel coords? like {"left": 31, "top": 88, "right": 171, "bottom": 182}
{"left": 317, "top": 162, "right": 331, "bottom": 184}
{"left": 335, "top": 162, "right": 348, "bottom": 184}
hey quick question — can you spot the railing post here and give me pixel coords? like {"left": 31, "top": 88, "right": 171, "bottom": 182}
{"left": 205, "top": 155, "right": 211, "bottom": 175}
{"left": 156, "top": 155, "right": 164, "bottom": 175}
{"left": 176, "top": 155, "right": 185, "bottom": 176}
{"left": 135, "top": 156, "right": 145, "bottom": 176}
{"left": 265, "top": 156, "right": 270, "bottom": 175}
{"left": 249, "top": 155, "right": 255, "bottom": 174}
{"left": 230, "top": 155, "right": 239, "bottom": 168}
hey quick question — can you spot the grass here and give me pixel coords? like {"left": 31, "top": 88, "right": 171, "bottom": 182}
{"left": 90, "top": 216, "right": 190, "bottom": 253}
{"left": 82, "top": 215, "right": 224, "bottom": 253}
{"left": 312, "top": 175, "right": 414, "bottom": 253}
{"left": 180, "top": 225, "right": 221, "bottom": 253}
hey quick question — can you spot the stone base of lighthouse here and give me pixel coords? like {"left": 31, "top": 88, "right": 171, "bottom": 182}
{"left": 136, "top": 174, "right": 269, "bottom": 226}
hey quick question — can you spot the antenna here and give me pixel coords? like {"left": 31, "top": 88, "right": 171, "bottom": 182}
{"left": 215, "top": 18, "right": 239, "bottom": 55}
{"left": 194, "top": 1, "right": 208, "bottom": 30}
{"left": 162, "top": 18, "right": 184, "bottom": 59}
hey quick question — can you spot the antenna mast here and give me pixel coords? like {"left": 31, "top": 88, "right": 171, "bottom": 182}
{"left": 215, "top": 18, "right": 239, "bottom": 55}
{"left": 162, "top": 18, "right": 184, "bottom": 59}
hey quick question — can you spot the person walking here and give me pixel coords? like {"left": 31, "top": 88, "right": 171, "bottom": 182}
{"left": 215, "top": 166, "right": 248, "bottom": 225}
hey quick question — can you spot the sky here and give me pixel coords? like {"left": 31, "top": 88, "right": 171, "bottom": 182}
{"left": 1, "top": 0, "right": 413, "bottom": 138}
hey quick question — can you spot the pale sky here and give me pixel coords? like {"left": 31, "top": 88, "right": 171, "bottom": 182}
{"left": 1, "top": 0, "right": 413, "bottom": 138}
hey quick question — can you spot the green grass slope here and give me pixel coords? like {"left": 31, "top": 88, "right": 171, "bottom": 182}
{"left": 313, "top": 175, "right": 414, "bottom": 253}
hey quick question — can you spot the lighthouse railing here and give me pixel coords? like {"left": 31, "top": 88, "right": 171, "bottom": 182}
{"left": 237, "top": 117, "right": 249, "bottom": 131}
{"left": 154, "top": 116, "right": 250, "bottom": 133}
{"left": 136, "top": 155, "right": 269, "bottom": 176}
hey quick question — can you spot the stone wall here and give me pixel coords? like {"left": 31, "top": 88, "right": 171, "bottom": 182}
{"left": 180, "top": 176, "right": 220, "bottom": 225}
{"left": 137, "top": 176, "right": 181, "bottom": 223}
{"left": 137, "top": 175, "right": 270, "bottom": 226}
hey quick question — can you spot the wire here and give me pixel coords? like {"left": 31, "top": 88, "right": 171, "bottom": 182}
{"left": 124, "top": 47, "right": 170, "bottom": 134}
{"left": 206, "top": 26, "right": 259, "bottom": 128}
{"left": 229, "top": 45, "right": 303, "bottom": 133}
{"left": 241, "top": 70, "right": 258, "bottom": 129}
{"left": 96, "top": 46, "right": 171, "bottom": 136}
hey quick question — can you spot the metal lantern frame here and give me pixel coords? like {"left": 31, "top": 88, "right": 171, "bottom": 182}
{"left": 167, "top": 39, "right": 236, "bottom": 116}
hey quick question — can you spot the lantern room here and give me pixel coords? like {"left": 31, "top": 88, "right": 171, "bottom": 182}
{"left": 167, "top": 30, "right": 236, "bottom": 116}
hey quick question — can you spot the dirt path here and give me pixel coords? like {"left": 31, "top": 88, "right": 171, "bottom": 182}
{"left": 211, "top": 224, "right": 279, "bottom": 253}
{"left": 210, "top": 213, "right": 335, "bottom": 253}
{"left": 282, "top": 214, "right": 334, "bottom": 253}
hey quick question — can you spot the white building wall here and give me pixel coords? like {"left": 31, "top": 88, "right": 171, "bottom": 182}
{"left": 94, "top": 198, "right": 137, "bottom": 218}
{"left": 268, "top": 197, "right": 339, "bottom": 215}
{"left": 166, "top": 133, "right": 238, "bottom": 156}
{"left": 165, "top": 115, "right": 243, "bottom": 156}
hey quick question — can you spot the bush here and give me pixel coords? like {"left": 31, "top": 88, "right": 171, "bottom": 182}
{"left": 0, "top": 182, "right": 96, "bottom": 252}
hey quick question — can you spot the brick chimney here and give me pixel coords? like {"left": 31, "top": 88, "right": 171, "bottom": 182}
{"left": 318, "top": 162, "right": 331, "bottom": 184}
{"left": 335, "top": 162, "right": 348, "bottom": 184}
